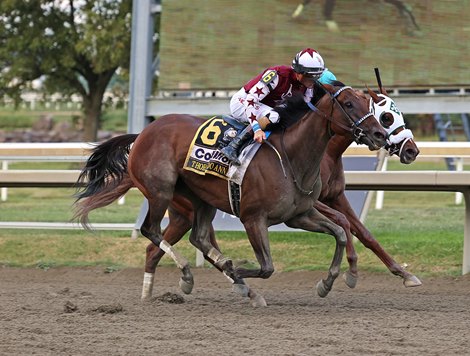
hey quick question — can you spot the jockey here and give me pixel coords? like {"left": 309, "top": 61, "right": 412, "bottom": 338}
{"left": 221, "top": 48, "right": 336, "bottom": 165}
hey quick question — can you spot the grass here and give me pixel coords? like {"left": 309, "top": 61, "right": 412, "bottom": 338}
{"left": 0, "top": 172, "right": 465, "bottom": 277}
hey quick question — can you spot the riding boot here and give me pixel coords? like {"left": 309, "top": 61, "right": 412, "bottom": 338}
{"left": 220, "top": 125, "right": 253, "bottom": 166}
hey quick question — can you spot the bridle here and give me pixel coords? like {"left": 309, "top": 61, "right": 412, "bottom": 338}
{"left": 281, "top": 84, "right": 375, "bottom": 195}
{"left": 369, "top": 94, "right": 415, "bottom": 159}
{"left": 306, "top": 85, "right": 374, "bottom": 144}
{"left": 384, "top": 127, "right": 415, "bottom": 157}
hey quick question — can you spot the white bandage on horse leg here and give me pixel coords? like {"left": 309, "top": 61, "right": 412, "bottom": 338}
{"left": 159, "top": 240, "right": 189, "bottom": 269}
{"left": 207, "top": 247, "right": 234, "bottom": 282}
{"left": 207, "top": 247, "right": 228, "bottom": 265}
{"left": 141, "top": 272, "right": 154, "bottom": 300}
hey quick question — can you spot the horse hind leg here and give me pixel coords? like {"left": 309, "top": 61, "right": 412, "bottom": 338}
{"left": 139, "top": 193, "right": 194, "bottom": 296}
{"left": 189, "top": 203, "right": 266, "bottom": 307}
{"left": 141, "top": 213, "right": 192, "bottom": 300}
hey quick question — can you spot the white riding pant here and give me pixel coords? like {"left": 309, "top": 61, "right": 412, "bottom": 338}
{"left": 229, "top": 88, "right": 280, "bottom": 124}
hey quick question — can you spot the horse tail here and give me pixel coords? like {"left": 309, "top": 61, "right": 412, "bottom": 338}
{"left": 73, "top": 134, "right": 138, "bottom": 229}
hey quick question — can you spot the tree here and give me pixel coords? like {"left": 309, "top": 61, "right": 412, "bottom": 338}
{"left": 0, "top": 0, "right": 132, "bottom": 141}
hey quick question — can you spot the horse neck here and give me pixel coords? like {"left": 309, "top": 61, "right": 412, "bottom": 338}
{"left": 325, "top": 134, "right": 354, "bottom": 160}
{"left": 284, "top": 108, "right": 333, "bottom": 179}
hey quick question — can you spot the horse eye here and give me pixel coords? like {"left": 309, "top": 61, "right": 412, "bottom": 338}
{"left": 380, "top": 113, "right": 394, "bottom": 128}
{"left": 345, "top": 101, "right": 353, "bottom": 108}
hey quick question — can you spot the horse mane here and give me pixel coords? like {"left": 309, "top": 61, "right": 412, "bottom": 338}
{"left": 272, "top": 80, "right": 346, "bottom": 130}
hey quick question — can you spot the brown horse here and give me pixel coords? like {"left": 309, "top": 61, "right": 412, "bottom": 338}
{"left": 311, "top": 87, "right": 421, "bottom": 288}
{"left": 139, "top": 86, "right": 421, "bottom": 300}
{"left": 74, "top": 82, "right": 387, "bottom": 305}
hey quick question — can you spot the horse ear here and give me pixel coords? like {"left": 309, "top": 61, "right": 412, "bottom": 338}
{"left": 379, "top": 86, "right": 389, "bottom": 96}
{"left": 355, "top": 89, "right": 366, "bottom": 98}
{"left": 321, "top": 83, "right": 334, "bottom": 93}
{"left": 366, "top": 85, "right": 381, "bottom": 104}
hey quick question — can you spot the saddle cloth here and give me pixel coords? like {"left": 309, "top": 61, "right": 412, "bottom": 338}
{"left": 183, "top": 116, "right": 263, "bottom": 182}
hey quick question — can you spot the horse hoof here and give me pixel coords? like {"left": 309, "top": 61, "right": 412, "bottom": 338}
{"left": 179, "top": 278, "right": 194, "bottom": 294}
{"left": 403, "top": 275, "right": 422, "bottom": 288}
{"left": 316, "top": 280, "right": 330, "bottom": 298}
{"left": 342, "top": 271, "right": 358, "bottom": 289}
{"left": 232, "top": 283, "right": 250, "bottom": 297}
{"left": 250, "top": 294, "right": 267, "bottom": 307}
{"left": 141, "top": 294, "right": 151, "bottom": 301}
{"left": 141, "top": 287, "right": 153, "bottom": 300}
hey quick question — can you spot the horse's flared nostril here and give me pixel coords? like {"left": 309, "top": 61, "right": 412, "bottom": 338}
{"left": 374, "top": 131, "right": 387, "bottom": 145}
{"left": 406, "top": 148, "right": 419, "bottom": 160}
{"left": 400, "top": 148, "right": 420, "bottom": 164}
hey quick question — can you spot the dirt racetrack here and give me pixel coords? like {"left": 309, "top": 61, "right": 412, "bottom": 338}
{"left": 1, "top": 266, "right": 469, "bottom": 356}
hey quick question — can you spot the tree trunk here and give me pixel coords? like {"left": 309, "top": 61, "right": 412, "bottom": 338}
{"left": 82, "top": 93, "right": 102, "bottom": 142}
{"left": 81, "top": 69, "right": 116, "bottom": 142}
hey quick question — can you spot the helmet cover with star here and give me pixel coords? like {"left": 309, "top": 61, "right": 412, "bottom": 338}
{"left": 292, "top": 48, "right": 325, "bottom": 78}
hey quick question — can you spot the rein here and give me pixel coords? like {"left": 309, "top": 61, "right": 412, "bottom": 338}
{"left": 308, "top": 85, "right": 374, "bottom": 143}
{"left": 279, "top": 85, "right": 374, "bottom": 195}
{"left": 280, "top": 129, "right": 317, "bottom": 195}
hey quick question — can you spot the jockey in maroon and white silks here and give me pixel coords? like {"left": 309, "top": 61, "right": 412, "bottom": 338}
{"left": 221, "top": 48, "right": 336, "bottom": 165}
{"left": 230, "top": 65, "right": 314, "bottom": 134}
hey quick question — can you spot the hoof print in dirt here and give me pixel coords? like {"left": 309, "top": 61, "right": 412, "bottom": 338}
{"left": 64, "top": 301, "right": 78, "bottom": 313}
{"left": 91, "top": 303, "right": 124, "bottom": 314}
{"left": 156, "top": 292, "right": 185, "bottom": 304}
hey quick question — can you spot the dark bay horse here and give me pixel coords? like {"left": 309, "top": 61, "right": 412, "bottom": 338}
{"left": 139, "top": 86, "right": 421, "bottom": 301}
{"left": 74, "top": 82, "right": 387, "bottom": 305}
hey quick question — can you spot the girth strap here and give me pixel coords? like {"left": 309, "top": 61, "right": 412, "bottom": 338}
{"left": 228, "top": 181, "right": 241, "bottom": 217}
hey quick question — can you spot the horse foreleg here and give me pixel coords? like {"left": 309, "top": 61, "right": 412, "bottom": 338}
{"left": 189, "top": 204, "right": 266, "bottom": 307}
{"left": 285, "top": 208, "right": 346, "bottom": 298}
{"left": 205, "top": 247, "right": 267, "bottom": 307}
{"left": 332, "top": 194, "right": 422, "bottom": 287}
{"left": 315, "top": 201, "right": 358, "bottom": 288}
{"left": 235, "top": 218, "right": 274, "bottom": 280}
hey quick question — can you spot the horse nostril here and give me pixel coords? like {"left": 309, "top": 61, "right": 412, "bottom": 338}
{"left": 375, "top": 131, "right": 386, "bottom": 141}
{"left": 406, "top": 148, "right": 419, "bottom": 158}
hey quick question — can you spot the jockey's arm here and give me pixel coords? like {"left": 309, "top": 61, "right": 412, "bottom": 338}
{"left": 243, "top": 70, "right": 281, "bottom": 142}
